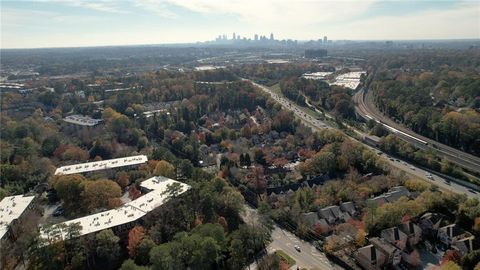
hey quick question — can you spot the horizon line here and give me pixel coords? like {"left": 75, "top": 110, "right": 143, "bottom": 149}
{"left": 1, "top": 38, "right": 480, "bottom": 51}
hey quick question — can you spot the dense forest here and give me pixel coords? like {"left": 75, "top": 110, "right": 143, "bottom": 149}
{"left": 368, "top": 50, "right": 480, "bottom": 156}
{"left": 279, "top": 77, "right": 356, "bottom": 120}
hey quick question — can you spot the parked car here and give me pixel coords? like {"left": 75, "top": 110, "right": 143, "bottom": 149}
{"left": 294, "top": 245, "right": 301, "bottom": 252}
{"left": 53, "top": 206, "right": 64, "bottom": 217}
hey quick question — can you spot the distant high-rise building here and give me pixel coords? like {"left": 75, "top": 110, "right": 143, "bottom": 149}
{"left": 254, "top": 34, "right": 259, "bottom": 41}
{"left": 233, "top": 32, "right": 236, "bottom": 40}
{"left": 223, "top": 34, "right": 227, "bottom": 40}
{"left": 323, "top": 36, "right": 328, "bottom": 44}
{"left": 270, "top": 33, "right": 274, "bottom": 40}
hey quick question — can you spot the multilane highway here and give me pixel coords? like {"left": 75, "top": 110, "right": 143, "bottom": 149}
{"left": 247, "top": 79, "right": 479, "bottom": 199}
{"left": 353, "top": 88, "right": 480, "bottom": 175}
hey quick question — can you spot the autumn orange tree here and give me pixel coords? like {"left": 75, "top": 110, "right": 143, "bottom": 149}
{"left": 127, "top": 226, "right": 146, "bottom": 258}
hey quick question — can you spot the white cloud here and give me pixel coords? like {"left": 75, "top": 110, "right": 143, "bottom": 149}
{"left": 328, "top": 2, "right": 480, "bottom": 39}
{"left": 166, "top": 0, "right": 377, "bottom": 25}
{"left": 132, "top": 0, "right": 178, "bottom": 18}
{"left": 69, "top": 1, "right": 128, "bottom": 14}
{"left": 31, "top": 0, "right": 129, "bottom": 14}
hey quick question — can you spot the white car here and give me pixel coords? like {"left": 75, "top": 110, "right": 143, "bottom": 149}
{"left": 294, "top": 245, "right": 301, "bottom": 252}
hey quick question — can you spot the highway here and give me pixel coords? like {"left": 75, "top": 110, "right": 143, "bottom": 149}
{"left": 242, "top": 205, "right": 337, "bottom": 270}
{"left": 247, "top": 80, "right": 330, "bottom": 130}
{"left": 353, "top": 88, "right": 480, "bottom": 175}
{"left": 247, "top": 79, "right": 479, "bottom": 199}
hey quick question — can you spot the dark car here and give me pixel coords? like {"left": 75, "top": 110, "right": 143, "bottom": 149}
{"left": 53, "top": 206, "right": 64, "bottom": 217}
{"left": 47, "top": 190, "right": 59, "bottom": 203}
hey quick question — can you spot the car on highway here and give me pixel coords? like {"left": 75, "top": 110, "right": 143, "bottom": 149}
{"left": 409, "top": 166, "right": 416, "bottom": 170}
{"left": 294, "top": 245, "right": 301, "bottom": 252}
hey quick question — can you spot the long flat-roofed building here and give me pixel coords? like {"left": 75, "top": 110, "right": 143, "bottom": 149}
{"left": 0, "top": 195, "right": 36, "bottom": 240}
{"left": 63, "top": 114, "right": 103, "bottom": 127}
{"left": 41, "top": 176, "right": 190, "bottom": 241}
{"left": 54, "top": 155, "right": 148, "bottom": 175}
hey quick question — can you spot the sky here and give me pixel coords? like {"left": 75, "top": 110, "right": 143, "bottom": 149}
{"left": 1, "top": 0, "right": 479, "bottom": 49}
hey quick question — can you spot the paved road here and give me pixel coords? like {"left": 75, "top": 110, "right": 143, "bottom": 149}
{"left": 242, "top": 205, "right": 337, "bottom": 270}
{"left": 377, "top": 153, "right": 479, "bottom": 199}
{"left": 353, "top": 88, "right": 480, "bottom": 175}
{"left": 247, "top": 79, "right": 479, "bottom": 199}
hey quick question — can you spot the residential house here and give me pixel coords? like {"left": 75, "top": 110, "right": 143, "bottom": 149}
{"left": 381, "top": 227, "right": 408, "bottom": 250}
{"left": 356, "top": 244, "right": 387, "bottom": 270}
{"left": 398, "top": 221, "right": 422, "bottom": 247}
{"left": 438, "top": 224, "right": 463, "bottom": 247}
{"left": 340, "top": 202, "right": 358, "bottom": 217}
{"left": 369, "top": 237, "right": 402, "bottom": 266}
{"left": 301, "top": 212, "right": 331, "bottom": 233}
{"left": 319, "top": 205, "right": 342, "bottom": 224}
{"left": 438, "top": 224, "right": 476, "bottom": 255}
{"left": 452, "top": 234, "right": 475, "bottom": 255}
{"left": 367, "top": 186, "right": 410, "bottom": 207}
{"left": 419, "top": 212, "right": 444, "bottom": 239}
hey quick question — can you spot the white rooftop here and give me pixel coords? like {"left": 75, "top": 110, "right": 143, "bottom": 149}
{"left": 63, "top": 114, "right": 103, "bottom": 127}
{"left": 55, "top": 155, "right": 148, "bottom": 175}
{"left": 331, "top": 71, "right": 366, "bottom": 89}
{"left": 0, "top": 195, "right": 35, "bottom": 239}
{"left": 302, "top": 72, "right": 333, "bottom": 80}
{"left": 104, "top": 87, "right": 133, "bottom": 92}
{"left": 194, "top": 65, "right": 225, "bottom": 71}
{"left": 41, "top": 177, "right": 190, "bottom": 241}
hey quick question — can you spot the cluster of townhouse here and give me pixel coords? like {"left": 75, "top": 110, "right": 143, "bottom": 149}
{"left": 297, "top": 185, "right": 477, "bottom": 269}
{"left": 302, "top": 201, "right": 359, "bottom": 234}
{"left": 301, "top": 186, "right": 410, "bottom": 234}
{"left": 356, "top": 213, "right": 477, "bottom": 270}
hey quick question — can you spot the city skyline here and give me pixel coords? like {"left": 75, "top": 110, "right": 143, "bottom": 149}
{"left": 1, "top": 0, "right": 479, "bottom": 49}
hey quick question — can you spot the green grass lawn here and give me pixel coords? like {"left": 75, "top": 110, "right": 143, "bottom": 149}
{"left": 275, "top": 250, "right": 296, "bottom": 267}
{"left": 268, "top": 83, "right": 281, "bottom": 94}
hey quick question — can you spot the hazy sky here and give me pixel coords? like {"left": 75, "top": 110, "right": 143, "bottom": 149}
{"left": 1, "top": 0, "right": 479, "bottom": 49}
